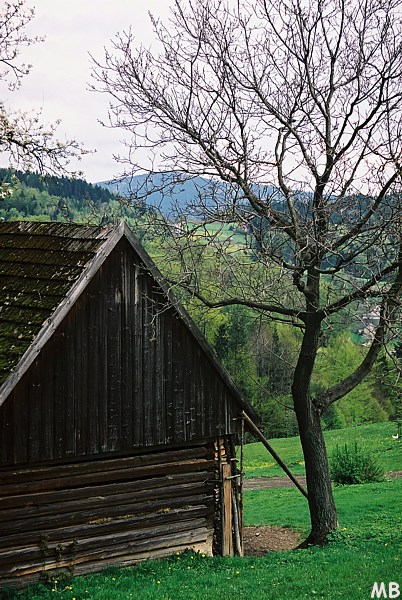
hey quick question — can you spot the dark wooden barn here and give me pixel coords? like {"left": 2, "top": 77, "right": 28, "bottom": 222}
{"left": 0, "top": 220, "right": 258, "bottom": 589}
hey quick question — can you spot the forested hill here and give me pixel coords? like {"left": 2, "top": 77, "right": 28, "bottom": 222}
{"left": 0, "top": 168, "right": 115, "bottom": 205}
{"left": 0, "top": 168, "right": 149, "bottom": 225}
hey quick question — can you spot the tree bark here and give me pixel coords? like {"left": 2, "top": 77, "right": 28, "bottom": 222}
{"left": 294, "top": 395, "right": 338, "bottom": 545}
{"left": 292, "top": 314, "right": 338, "bottom": 546}
{"left": 292, "top": 314, "right": 338, "bottom": 545}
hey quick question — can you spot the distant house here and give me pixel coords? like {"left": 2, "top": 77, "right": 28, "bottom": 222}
{"left": 0, "top": 221, "right": 258, "bottom": 589}
{"left": 359, "top": 305, "right": 381, "bottom": 341}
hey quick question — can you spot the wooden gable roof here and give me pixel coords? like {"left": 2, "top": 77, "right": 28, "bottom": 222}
{"left": 0, "top": 221, "right": 114, "bottom": 388}
{"left": 0, "top": 221, "right": 257, "bottom": 460}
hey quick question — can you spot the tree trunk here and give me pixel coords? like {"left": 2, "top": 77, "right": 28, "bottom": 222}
{"left": 294, "top": 393, "right": 338, "bottom": 545}
{"left": 292, "top": 314, "right": 338, "bottom": 545}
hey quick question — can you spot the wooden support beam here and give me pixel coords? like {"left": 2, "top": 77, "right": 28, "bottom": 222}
{"left": 240, "top": 411, "right": 308, "bottom": 500}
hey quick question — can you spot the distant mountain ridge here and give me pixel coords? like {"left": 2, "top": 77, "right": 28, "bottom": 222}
{"left": 97, "top": 172, "right": 283, "bottom": 219}
{"left": 97, "top": 173, "right": 219, "bottom": 217}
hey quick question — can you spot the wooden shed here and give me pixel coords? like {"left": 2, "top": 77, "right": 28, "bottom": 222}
{"left": 0, "top": 220, "right": 258, "bottom": 589}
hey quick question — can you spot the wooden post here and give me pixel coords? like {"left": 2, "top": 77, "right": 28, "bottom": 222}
{"left": 221, "top": 463, "right": 233, "bottom": 556}
{"left": 231, "top": 488, "right": 243, "bottom": 556}
{"left": 240, "top": 415, "right": 244, "bottom": 546}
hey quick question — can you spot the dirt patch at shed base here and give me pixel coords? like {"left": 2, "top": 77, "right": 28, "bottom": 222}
{"left": 243, "top": 526, "right": 301, "bottom": 555}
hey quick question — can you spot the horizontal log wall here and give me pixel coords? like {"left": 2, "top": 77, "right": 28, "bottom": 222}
{"left": 0, "top": 443, "right": 217, "bottom": 589}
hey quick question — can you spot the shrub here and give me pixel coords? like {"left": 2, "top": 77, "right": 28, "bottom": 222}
{"left": 330, "top": 441, "right": 384, "bottom": 484}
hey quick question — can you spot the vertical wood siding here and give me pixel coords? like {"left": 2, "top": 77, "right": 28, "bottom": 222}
{"left": 0, "top": 238, "right": 241, "bottom": 466}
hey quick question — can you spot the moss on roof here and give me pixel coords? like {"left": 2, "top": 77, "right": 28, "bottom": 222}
{"left": 0, "top": 221, "right": 113, "bottom": 385}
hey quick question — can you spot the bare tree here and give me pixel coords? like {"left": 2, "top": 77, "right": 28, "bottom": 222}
{"left": 0, "top": 1, "right": 83, "bottom": 175}
{"left": 92, "top": 0, "right": 402, "bottom": 544}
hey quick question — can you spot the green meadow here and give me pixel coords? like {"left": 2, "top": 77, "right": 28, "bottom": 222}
{"left": 243, "top": 421, "right": 402, "bottom": 478}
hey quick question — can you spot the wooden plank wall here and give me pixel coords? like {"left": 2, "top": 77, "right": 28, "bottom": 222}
{"left": 0, "top": 443, "right": 217, "bottom": 589}
{"left": 0, "top": 238, "right": 241, "bottom": 466}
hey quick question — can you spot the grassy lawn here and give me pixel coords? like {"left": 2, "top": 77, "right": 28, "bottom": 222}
{"left": 6, "top": 539, "right": 400, "bottom": 600}
{"left": 243, "top": 421, "right": 402, "bottom": 478}
{"left": 4, "top": 422, "right": 401, "bottom": 600}
{"left": 244, "top": 479, "right": 402, "bottom": 538}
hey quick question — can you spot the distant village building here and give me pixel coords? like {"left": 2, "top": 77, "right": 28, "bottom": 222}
{"left": 0, "top": 221, "right": 258, "bottom": 589}
{"left": 358, "top": 305, "right": 381, "bottom": 341}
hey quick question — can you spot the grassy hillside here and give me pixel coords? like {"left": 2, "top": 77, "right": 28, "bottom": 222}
{"left": 242, "top": 421, "right": 402, "bottom": 478}
{"left": 244, "top": 478, "right": 402, "bottom": 533}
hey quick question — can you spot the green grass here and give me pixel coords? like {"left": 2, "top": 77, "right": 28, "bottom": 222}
{"left": 243, "top": 421, "right": 402, "bottom": 478}
{"left": 4, "top": 542, "right": 400, "bottom": 600}
{"left": 244, "top": 478, "right": 402, "bottom": 539}
{"left": 4, "top": 423, "right": 401, "bottom": 599}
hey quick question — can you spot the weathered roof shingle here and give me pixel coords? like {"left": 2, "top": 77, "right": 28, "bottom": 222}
{"left": 0, "top": 221, "right": 113, "bottom": 384}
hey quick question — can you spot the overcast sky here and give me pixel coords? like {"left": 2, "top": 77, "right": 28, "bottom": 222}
{"left": 3, "top": 0, "right": 172, "bottom": 183}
